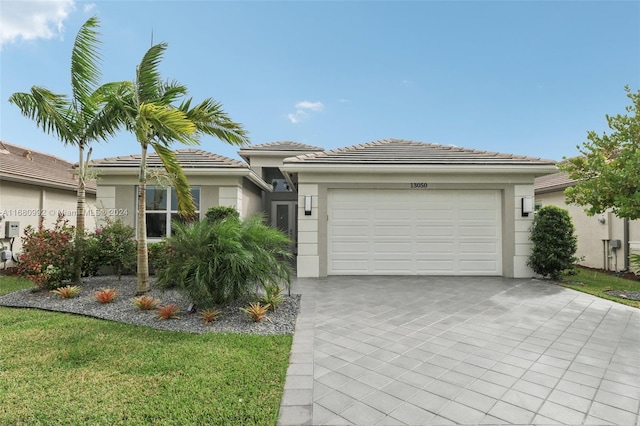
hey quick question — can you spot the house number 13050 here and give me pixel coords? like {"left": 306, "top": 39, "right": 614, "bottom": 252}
{"left": 410, "top": 183, "right": 428, "bottom": 189}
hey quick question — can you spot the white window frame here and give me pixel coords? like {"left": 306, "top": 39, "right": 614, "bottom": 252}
{"left": 137, "top": 186, "right": 200, "bottom": 239}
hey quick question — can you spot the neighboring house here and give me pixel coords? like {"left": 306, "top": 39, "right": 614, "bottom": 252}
{"left": 0, "top": 141, "right": 97, "bottom": 267}
{"left": 91, "top": 138, "right": 557, "bottom": 279}
{"left": 535, "top": 172, "right": 640, "bottom": 272}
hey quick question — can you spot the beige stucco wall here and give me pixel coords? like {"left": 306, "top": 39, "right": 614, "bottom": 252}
{"left": 536, "top": 190, "right": 640, "bottom": 272}
{"left": 0, "top": 180, "right": 96, "bottom": 267}
{"left": 241, "top": 178, "right": 264, "bottom": 218}
{"left": 295, "top": 171, "right": 538, "bottom": 279}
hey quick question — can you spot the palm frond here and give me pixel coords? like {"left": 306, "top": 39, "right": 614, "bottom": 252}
{"left": 152, "top": 144, "right": 196, "bottom": 218}
{"left": 71, "top": 16, "right": 102, "bottom": 105}
{"left": 139, "top": 103, "right": 198, "bottom": 145}
{"left": 8, "top": 88, "right": 75, "bottom": 144}
{"left": 179, "top": 97, "right": 250, "bottom": 146}
{"left": 136, "top": 43, "right": 168, "bottom": 104}
{"left": 85, "top": 81, "right": 134, "bottom": 141}
{"left": 159, "top": 79, "right": 189, "bottom": 106}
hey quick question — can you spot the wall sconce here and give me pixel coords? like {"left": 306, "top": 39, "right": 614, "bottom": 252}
{"left": 598, "top": 216, "right": 606, "bottom": 224}
{"left": 521, "top": 196, "right": 533, "bottom": 217}
{"left": 304, "top": 195, "right": 312, "bottom": 216}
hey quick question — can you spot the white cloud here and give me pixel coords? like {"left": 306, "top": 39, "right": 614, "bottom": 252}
{"left": 287, "top": 100, "right": 324, "bottom": 124}
{"left": 83, "top": 3, "right": 96, "bottom": 13}
{"left": 0, "top": 0, "right": 76, "bottom": 48}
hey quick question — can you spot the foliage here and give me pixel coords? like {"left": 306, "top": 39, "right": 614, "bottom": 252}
{"left": 110, "top": 42, "right": 250, "bottom": 295}
{"left": 148, "top": 240, "right": 172, "bottom": 275}
{"left": 132, "top": 295, "right": 161, "bottom": 310}
{"left": 156, "top": 215, "right": 292, "bottom": 307}
{"left": 200, "top": 308, "right": 221, "bottom": 324}
{"left": 96, "top": 219, "right": 136, "bottom": 278}
{"left": 527, "top": 205, "right": 579, "bottom": 280}
{"left": 561, "top": 266, "right": 640, "bottom": 309}
{"left": 51, "top": 285, "right": 81, "bottom": 299}
{"left": 94, "top": 288, "right": 118, "bottom": 304}
{"left": 0, "top": 292, "right": 292, "bottom": 425}
{"left": 241, "top": 302, "right": 271, "bottom": 323}
{"left": 8, "top": 17, "right": 130, "bottom": 283}
{"left": 630, "top": 253, "right": 640, "bottom": 273}
{"left": 156, "top": 304, "right": 180, "bottom": 320}
{"left": 259, "top": 283, "right": 285, "bottom": 311}
{"left": 205, "top": 206, "right": 240, "bottom": 223}
{"left": 18, "top": 215, "right": 75, "bottom": 289}
{"left": 562, "top": 86, "right": 640, "bottom": 219}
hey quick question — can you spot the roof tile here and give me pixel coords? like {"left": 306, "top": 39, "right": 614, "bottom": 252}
{"left": 240, "top": 141, "right": 325, "bottom": 152}
{"left": 90, "top": 149, "right": 248, "bottom": 169}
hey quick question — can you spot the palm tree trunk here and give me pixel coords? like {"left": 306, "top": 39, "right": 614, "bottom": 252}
{"left": 136, "top": 144, "right": 150, "bottom": 294}
{"left": 73, "top": 143, "right": 86, "bottom": 283}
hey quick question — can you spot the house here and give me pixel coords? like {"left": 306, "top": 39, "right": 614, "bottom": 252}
{"left": 535, "top": 171, "right": 640, "bottom": 272}
{"left": 0, "top": 141, "right": 97, "bottom": 267}
{"left": 92, "top": 138, "right": 557, "bottom": 279}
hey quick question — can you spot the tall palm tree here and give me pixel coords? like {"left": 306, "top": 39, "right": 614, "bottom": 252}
{"left": 8, "top": 16, "right": 127, "bottom": 283}
{"left": 116, "top": 42, "right": 249, "bottom": 294}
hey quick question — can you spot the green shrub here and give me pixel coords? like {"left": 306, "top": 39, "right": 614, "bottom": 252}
{"left": 148, "top": 240, "right": 171, "bottom": 275}
{"left": 157, "top": 215, "right": 292, "bottom": 307}
{"left": 83, "top": 219, "right": 136, "bottom": 279}
{"left": 205, "top": 206, "right": 240, "bottom": 223}
{"left": 527, "top": 205, "right": 578, "bottom": 280}
{"left": 18, "top": 215, "right": 75, "bottom": 289}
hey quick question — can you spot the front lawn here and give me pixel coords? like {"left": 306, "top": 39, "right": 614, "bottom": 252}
{"left": 561, "top": 267, "right": 640, "bottom": 309}
{"left": 0, "top": 276, "right": 292, "bottom": 426}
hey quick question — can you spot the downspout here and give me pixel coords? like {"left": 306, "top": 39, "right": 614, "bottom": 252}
{"left": 624, "top": 218, "right": 630, "bottom": 271}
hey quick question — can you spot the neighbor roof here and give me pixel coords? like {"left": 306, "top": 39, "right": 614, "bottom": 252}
{"left": 240, "top": 141, "right": 324, "bottom": 152}
{"left": 90, "top": 149, "right": 248, "bottom": 169}
{"left": 0, "top": 141, "right": 95, "bottom": 192}
{"left": 534, "top": 172, "right": 576, "bottom": 194}
{"left": 284, "top": 139, "right": 556, "bottom": 166}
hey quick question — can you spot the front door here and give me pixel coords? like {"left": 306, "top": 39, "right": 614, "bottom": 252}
{"left": 271, "top": 201, "right": 298, "bottom": 255}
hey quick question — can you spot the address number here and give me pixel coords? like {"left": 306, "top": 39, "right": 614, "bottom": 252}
{"left": 410, "top": 183, "right": 428, "bottom": 189}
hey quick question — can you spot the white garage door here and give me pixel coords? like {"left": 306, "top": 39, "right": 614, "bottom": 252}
{"left": 328, "top": 189, "right": 502, "bottom": 275}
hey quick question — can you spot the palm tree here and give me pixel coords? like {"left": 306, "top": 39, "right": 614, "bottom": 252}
{"left": 9, "top": 16, "right": 127, "bottom": 283}
{"left": 116, "top": 42, "right": 249, "bottom": 294}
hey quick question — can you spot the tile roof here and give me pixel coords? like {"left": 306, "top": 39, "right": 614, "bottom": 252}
{"left": 90, "top": 149, "right": 248, "bottom": 169}
{"left": 534, "top": 172, "right": 576, "bottom": 193}
{"left": 284, "top": 138, "right": 557, "bottom": 165}
{"left": 240, "top": 141, "right": 324, "bottom": 152}
{"left": 0, "top": 141, "right": 94, "bottom": 192}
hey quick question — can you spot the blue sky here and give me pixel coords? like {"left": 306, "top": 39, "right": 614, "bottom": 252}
{"left": 1, "top": 1, "right": 639, "bottom": 164}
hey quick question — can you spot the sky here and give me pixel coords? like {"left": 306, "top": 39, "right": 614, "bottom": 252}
{"left": 1, "top": 0, "right": 639, "bottom": 164}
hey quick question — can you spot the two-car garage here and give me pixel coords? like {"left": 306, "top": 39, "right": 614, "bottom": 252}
{"left": 327, "top": 189, "right": 502, "bottom": 275}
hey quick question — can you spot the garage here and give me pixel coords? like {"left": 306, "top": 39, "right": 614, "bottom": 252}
{"left": 328, "top": 189, "right": 502, "bottom": 275}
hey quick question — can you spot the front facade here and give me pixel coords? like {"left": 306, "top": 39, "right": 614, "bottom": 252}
{"left": 535, "top": 172, "right": 640, "bottom": 272}
{"left": 90, "top": 139, "right": 557, "bottom": 279}
{"left": 0, "top": 141, "right": 97, "bottom": 267}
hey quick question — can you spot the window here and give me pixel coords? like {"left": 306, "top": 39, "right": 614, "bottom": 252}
{"left": 140, "top": 186, "right": 200, "bottom": 238}
{"left": 535, "top": 201, "right": 543, "bottom": 211}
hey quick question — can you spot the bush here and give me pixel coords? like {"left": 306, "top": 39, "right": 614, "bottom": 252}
{"left": 205, "top": 206, "right": 240, "bottom": 223}
{"left": 527, "top": 205, "right": 578, "bottom": 280}
{"left": 148, "top": 240, "right": 172, "bottom": 275}
{"left": 84, "top": 219, "right": 136, "bottom": 279}
{"left": 157, "top": 215, "right": 292, "bottom": 307}
{"left": 18, "top": 215, "right": 75, "bottom": 289}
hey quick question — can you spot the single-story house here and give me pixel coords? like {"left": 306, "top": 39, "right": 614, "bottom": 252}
{"left": 535, "top": 172, "right": 640, "bottom": 272}
{"left": 91, "top": 138, "right": 557, "bottom": 279}
{"left": 0, "top": 141, "right": 97, "bottom": 267}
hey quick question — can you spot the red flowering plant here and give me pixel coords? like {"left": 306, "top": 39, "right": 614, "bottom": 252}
{"left": 18, "top": 214, "right": 75, "bottom": 289}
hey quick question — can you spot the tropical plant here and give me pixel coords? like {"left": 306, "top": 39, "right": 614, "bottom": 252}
{"left": 241, "top": 302, "right": 271, "bottom": 323}
{"left": 259, "top": 283, "right": 285, "bottom": 311}
{"left": 95, "top": 219, "right": 136, "bottom": 278}
{"left": 527, "top": 205, "right": 579, "bottom": 280}
{"left": 94, "top": 288, "right": 118, "bottom": 304}
{"left": 8, "top": 17, "right": 128, "bottom": 283}
{"left": 148, "top": 240, "right": 172, "bottom": 275}
{"left": 51, "top": 285, "right": 81, "bottom": 299}
{"left": 630, "top": 253, "right": 640, "bottom": 273}
{"left": 156, "top": 215, "right": 292, "bottom": 307}
{"left": 205, "top": 206, "right": 240, "bottom": 223}
{"left": 18, "top": 215, "right": 75, "bottom": 289}
{"left": 156, "top": 304, "right": 180, "bottom": 320}
{"left": 200, "top": 308, "right": 221, "bottom": 324}
{"left": 132, "top": 295, "right": 161, "bottom": 310}
{"left": 111, "top": 42, "right": 249, "bottom": 294}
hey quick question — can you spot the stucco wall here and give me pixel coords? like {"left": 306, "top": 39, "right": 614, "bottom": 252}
{"left": 0, "top": 180, "right": 96, "bottom": 267}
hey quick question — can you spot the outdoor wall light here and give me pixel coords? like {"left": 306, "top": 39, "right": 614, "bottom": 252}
{"left": 304, "top": 195, "right": 312, "bottom": 216}
{"left": 521, "top": 196, "right": 533, "bottom": 217}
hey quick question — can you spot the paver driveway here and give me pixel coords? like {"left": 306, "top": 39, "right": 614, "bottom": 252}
{"left": 277, "top": 276, "right": 640, "bottom": 425}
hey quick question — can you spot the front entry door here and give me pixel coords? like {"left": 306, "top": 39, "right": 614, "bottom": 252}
{"left": 271, "top": 201, "right": 297, "bottom": 255}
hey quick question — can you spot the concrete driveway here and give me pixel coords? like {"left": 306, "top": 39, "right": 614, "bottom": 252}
{"left": 277, "top": 276, "right": 640, "bottom": 425}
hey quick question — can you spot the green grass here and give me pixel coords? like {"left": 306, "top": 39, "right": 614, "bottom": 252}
{"left": 0, "top": 276, "right": 292, "bottom": 426}
{"left": 561, "top": 267, "right": 640, "bottom": 309}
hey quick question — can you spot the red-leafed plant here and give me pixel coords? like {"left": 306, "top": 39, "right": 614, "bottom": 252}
{"left": 156, "top": 304, "right": 180, "bottom": 320}
{"left": 240, "top": 302, "right": 271, "bottom": 323}
{"left": 200, "top": 308, "right": 221, "bottom": 324}
{"left": 94, "top": 288, "right": 118, "bottom": 304}
{"left": 132, "top": 295, "right": 161, "bottom": 310}
{"left": 51, "top": 285, "right": 81, "bottom": 299}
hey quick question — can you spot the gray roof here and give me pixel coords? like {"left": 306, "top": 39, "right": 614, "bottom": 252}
{"left": 284, "top": 139, "right": 557, "bottom": 165}
{"left": 90, "top": 149, "right": 248, "bottom": 169}
{"left": 0, "top": 141, "right": 95, "bottom": 192}
{"left": 534, "top": 172, "right": 576, "bottom": 193}
{"left": 240, "top": 141, "right": 324, "bottom": 152}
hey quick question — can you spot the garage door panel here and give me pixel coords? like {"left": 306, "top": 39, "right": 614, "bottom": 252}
{"left": 328, "top": 189, "right": 501, "bottom": 275}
